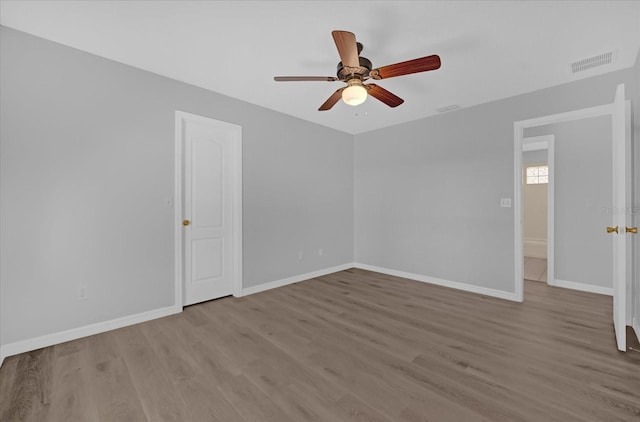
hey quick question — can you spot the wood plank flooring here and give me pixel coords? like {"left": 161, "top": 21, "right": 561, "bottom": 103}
{"left": 1, "top": 268, "right": 639, "bottom": 421}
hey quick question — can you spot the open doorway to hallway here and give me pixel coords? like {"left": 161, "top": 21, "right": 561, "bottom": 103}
{"left": 514, "top": 85, "right": 632, "bottom": 352}
{"left": 522, "top": 137, "right": 551, "bottom": 285}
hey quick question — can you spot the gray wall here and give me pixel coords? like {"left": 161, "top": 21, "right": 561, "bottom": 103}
{"left": 526, "top": 118, "right": 612, "bottom": 288}
{"left": 0, "top": 26, "right": 354, "bottom": 346}
{"left": 354, "top": 61, "right": 638, "bottom": 294}
{"left": 2, "top": 24, "right": 639, "bottom": 351}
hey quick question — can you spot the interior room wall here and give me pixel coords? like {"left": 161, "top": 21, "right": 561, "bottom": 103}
{"left": 522, "top": 150, "right": 548, "bottom": 258}
{"left": 354, "top": 59, "right": 637, "bottom": 295}
{"left": 525, "top": 117, "right": 612, "bottom": 289}
{"left": 0, "top": 26, "right": 354, "bottom": 350}
{"left": 2, "top": 24, "right": 639, "bottom": 358}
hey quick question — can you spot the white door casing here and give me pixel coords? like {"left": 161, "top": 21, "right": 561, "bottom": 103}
{"left": 514, "top": 84, "right": 629, "bottom": 351}
{"left": 175, "top": 111, "right": 242, "bottom": 306}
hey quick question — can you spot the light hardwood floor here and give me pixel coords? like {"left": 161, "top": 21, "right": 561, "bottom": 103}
{"left": 1, "top": 268, "right": 639, "bottom": 421}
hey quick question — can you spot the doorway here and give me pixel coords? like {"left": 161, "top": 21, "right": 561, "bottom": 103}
{"left": 522, "top": 136, "right": 554, "bottom": 286}
{"left": 513, "top": 84, "right": 630, "bottom": 351}
{"left": 175, "top": 111, "right": 243, "bottom": 306}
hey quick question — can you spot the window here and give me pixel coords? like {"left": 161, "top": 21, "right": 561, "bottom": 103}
{"left": 526, "top": 165, "right": 548, "bottom": 184}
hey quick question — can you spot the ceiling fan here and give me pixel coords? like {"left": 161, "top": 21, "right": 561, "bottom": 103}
{"left": 274, "top": 30, "right": 441, "bottom": 111}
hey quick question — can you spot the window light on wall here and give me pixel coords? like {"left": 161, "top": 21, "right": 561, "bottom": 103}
{"left": 526, "top": 165, "right": 548, "bottom": 184}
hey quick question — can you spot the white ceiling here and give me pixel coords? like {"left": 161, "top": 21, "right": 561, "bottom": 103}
{"left": 2, "top": 1, "right": 639, "bottom": 134}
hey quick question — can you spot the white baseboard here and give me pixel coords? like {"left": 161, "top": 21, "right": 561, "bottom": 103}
{"left": 553, "top": 278, "right": 613, "bottom": 296}
{"left": 523, "top": 238, "right": 547, "bottom": 259}
{"left": 1, "top": 265, "right": 615, "bottom": 367}
{"left": 353, "top": 263, "right": 520, "bottom": 302}
{"left": 633, "top": 317, "right": 640, "bottom": 343}
{"left": 0, "top": 263, "right": 354, "bottom": 367}
{"left": 0, "top": 304, "right": 182, "bottom": 367}
{"left": 240, "top": 263, "right": 354, "bottom": 296}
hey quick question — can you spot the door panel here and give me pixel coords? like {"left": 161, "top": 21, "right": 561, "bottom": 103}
{"left": 612, "top": 84, "right": 627, "bottom": 351}
{"left": 180, "top": 115, "right": 240, "bottom": 306}
{"left": 192, "top": 138, "right": 223, "bottom": 228}
{"left": 192, "top": 238, "right": 223, "bottom": 281}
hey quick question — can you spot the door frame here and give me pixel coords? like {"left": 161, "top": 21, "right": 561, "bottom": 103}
{"left": 522, "top": 135, "right": 555, "bottom": 288}
{"left": 513, "top": 100, "right": 623, "bottom": 302}
{"left": 174, "top": 110, "right": 243, "bottom": 308}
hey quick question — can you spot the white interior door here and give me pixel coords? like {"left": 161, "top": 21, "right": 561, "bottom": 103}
{"left": 612, "top": 84, "right": 627, "bottom": 352}
{"left": 178, "top": 113, "right": 242, "bottom": 306}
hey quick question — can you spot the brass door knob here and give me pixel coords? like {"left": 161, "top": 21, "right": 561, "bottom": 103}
{"left": 606, "top": 226, "right": 618, "bottom": 234}
{"left": 183, "top": 220, "right": 190, "bottom": 226}
{"left": 626, "top": 226, "right": 638, "bottom": 234}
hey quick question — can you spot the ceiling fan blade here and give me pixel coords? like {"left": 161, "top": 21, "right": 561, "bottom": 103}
{"left": 331, "top": 30, "right": 360, "bottom": 69}
{"left": 274, "top": 76, "right": 339, "bottom": 82}
{"left": 365, "top": 84, "right": 404, "bottom": 107}
{"left": 319, "top": 88, "right": 345, "bottom": 111}
{"left": 370, "top": 55, "right": 441, "bottom": 80}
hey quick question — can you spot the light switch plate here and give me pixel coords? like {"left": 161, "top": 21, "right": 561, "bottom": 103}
{"left": 500, "top": 198, "right": 512, "bottom": 208}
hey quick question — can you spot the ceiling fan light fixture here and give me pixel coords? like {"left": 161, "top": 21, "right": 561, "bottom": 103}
{"left": 342, "top": 79, "right": 367, "bottom": 106}
{"left": 274, "top": 30, "right": 440, "bottom": 111}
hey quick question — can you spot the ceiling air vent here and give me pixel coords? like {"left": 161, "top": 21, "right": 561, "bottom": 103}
{"left": 571, "top": 52, "right": 614, "bottom": 74}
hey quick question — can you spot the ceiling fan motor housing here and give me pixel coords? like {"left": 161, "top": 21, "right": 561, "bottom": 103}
{"left": 337, "top": 56, "right": 372, "bottom": 80}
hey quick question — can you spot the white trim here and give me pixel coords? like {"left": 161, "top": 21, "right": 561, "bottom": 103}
{"left": 0, "top": 305, "right": 181, "bottom": 366}
{"left": 516, "top": 103, "right": 614, "bottom": 128}
{"left": 232, "top": 126, "right": 243, "bottom": 298}
{"left": 523, "top": 238, "right": 547, "bottom": 259}
{"left": 240, "top": 263, "right": 355, "bottom": 296}
{"left": 514, "top": 124, "right": 524, "bottom": 301}
{"left": 522, "top": 138, "right": 549, "bottom": 152}
{"left": 547, "top": 137, "right": 556, "bottom": 287}
{"left": 0, "top": 262, "right": 518, "bottom": 365}
{"left": 174, "top": 111, "right": 243, "bottom": 304}
{"left": 174, "top": 113, "right": 184, "bottom": 309}
{"left": 633, "top": 317, "right": 640, "bottom": 344}
{"left": 553, "top": 279, "right": 613, "bottom": 296}
{"left": 354, "top": 263, "right": 520, "bottom": 302}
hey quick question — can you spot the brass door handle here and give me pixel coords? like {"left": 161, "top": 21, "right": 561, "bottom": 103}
{"left": 183, "top": 220, "right": 190, "bottom": 226}
{"left": 606, "top": 226, "right": 618, "bottom": 234}
{"left": 626, "top": 226, "right": 638, "bottom": 234}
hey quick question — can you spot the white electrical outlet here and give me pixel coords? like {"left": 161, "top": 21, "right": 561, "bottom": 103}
{"left": 298, "top": 251, "right": 303, "bottom": 261}
{"left": 77, "top": 285, "right": 88, "bottom": 300}
{"left": 318, "top": 248, "right": 324, "bottom": 256}
{"left": 500, "top": 198, "right": 512, "bottom": 208}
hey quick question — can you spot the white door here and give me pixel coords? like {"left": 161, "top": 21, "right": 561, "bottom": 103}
{"left": 611, "top": 84, "right": 627, "bottom": 351}
{"left": 177, "top": 112, "right": 242, "bottom": 306}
